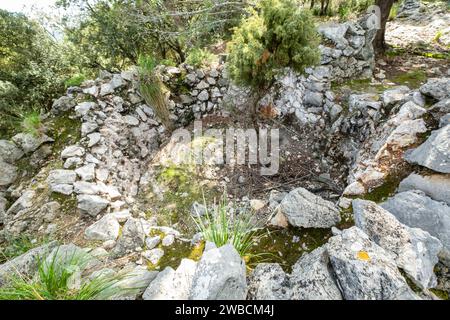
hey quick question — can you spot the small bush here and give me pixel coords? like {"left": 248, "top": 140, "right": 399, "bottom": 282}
{"left": 185, "top": 48, "right": 217, "bottom": 68}
{"left": 192, "top": 193, "right": 263, "bottom": 258}
{"left": 64, "top": 74, "right": 86, "bottom": 88}
{"left": 0, "top": 247, "right": 127, "bottom": 300}
{"left": 138, "top": 55, "right": 174, "bottom": 131}
{"left": 227, "top": 0, "right": 320, "bottom": 90}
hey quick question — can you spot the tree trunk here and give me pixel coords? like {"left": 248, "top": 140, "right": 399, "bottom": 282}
{"left": 373, "top": 0, "right": 396, "bottom": 54}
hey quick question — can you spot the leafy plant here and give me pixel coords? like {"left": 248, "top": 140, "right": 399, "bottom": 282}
{"left": 0, "top": 247, "right": 128, "bottom": 300}
{"left": 19, "top": 110, "right": 43, "bottom": 136}
{"left": 138, "top": 55, "right": 174, "bottom": 131}
{"left": 0, "top": 235, "right": 45, "bottom": 264}
{"left": 227, "top": 0, "right": 320, "bottom": 120}
{"left": 192, "top": 193, "right": 264, "bottom": 258}
{"left": 64, "top": 74, "right": 86, "bottom": 88}
{"left": 185, "top": 48, "right": 217, "bottom": 68}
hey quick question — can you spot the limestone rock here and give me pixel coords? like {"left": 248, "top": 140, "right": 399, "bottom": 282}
{"left": 399, "top": 173, "right": 450, "bottom": 206}
{"left": 189, "top": 244, "right": 247, "bottom": 300}
{"left": 77, "top": 194, "right": 109, "bottom": 216}
{"left": 280, "top": 187, "right": 341, "bottom": 228}
{"left": 353, "top": 199, "right": 442, "bottom": 289}
{"left": 327, "top": 227, "right": 419, "bottom": 300}
{"left": 290, "top": 246, "right": 343, "bottom": 300}
{"left": 247, "top": 263, "right": 292, "bottom": 300}
{"left": 85, "top": 214, "right": 120, "bottom": 241}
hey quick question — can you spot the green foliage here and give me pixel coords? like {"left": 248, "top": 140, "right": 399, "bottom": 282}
{"left": 389, "top": 1, "right": 400, "bottom": 20}
{"left": 335, "top": 0, "right": 374, "bottom": 20}
{"left": 192, "top": 193, "right": 263, "bottom": 257}
{"left": 0, "top": 236, "right": 46, "bottom": 264}
{"left": 0, "top": 9, "right": 74, "bottom": 137}
{"left": 227, "top": 0, "right": 320, "bottom": 89}
{"left": 64, "top": 74, "right": 86, "bottom": 88}
{"left": 185, "top": 48, "right": 217, "bottom": 68}
{"left": 0, "top": 247, "right": 127, "bottom": 300}
{"left": 138, "top": 55, "right": 173, "bottom": 131}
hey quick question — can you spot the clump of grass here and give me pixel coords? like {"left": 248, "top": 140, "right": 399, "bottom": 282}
{"left": 0, "top": 247, "right": 128, "bottom": 300}
{"left": 192, "top": 192, "right": 263, "bottom": 258}
{"left": 0, "top": 235, "right": 48, "bottom": 264}
{"left": 138, "top": 55, "right": 174, "bottom": 131}
{"left": 388, "top": 2, "right": 399, "bottom": 20}
{"left": 185, "top": 48, "right": 217, "bottom": 68}
{"left": 64, "top": 74, "right": 86, "bottom": 88}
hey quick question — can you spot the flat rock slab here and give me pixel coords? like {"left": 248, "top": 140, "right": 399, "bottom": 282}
{"left": 280, "top": 187, "right": 340, "bottom": 228}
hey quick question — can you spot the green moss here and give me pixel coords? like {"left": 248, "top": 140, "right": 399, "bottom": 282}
{"left": 248, "top": 227, "right": 332, "bottom": 273}
{"left": 50, "top": 192, "right": 77, "bottom": 215}
{"left": 331, "top": 78, "right": 392, "bottom": 95}
{"left": 430, "top": 288, "right": 449, "bottom": 300}
{"left": 48, "top": 113, "right": 81, "bottom": 157}
{"left": 143, "top": 164, "right": 220, "bottom": 235}
{"left": 361, "top": 176, "right": 400, "bottom": 203}
{"left": 147, "top": 241, "right": 205, "bottom": 271}
{"left": 391, "top": 70, "right": 427, "bottom": 89}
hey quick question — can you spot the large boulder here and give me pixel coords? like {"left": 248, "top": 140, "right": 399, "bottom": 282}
{"left": 109, "top": 266, "right": 158, "bottom": 300}
{"left": 0, "top": 241, "right": 57, "bottom": 287}
{"left": 84, "top": 214, "right": 120, "bottom": 241}
{"left": 247, "top": 263, "right": 292, "bottom": 300}
{"left": 327, "top": 227, "right": 419, "bottom": 300}
{"left": 381, "top": 190, "right": 450, "bottom": 264}
{"left": 353, "top": 199, "right": 442, "bottom": 289}
{"left": 51, "top": 96, "right": 76, "bottom": 114}
{"left": 399, "top": 173, "right": 450, "bottom": 206}
{"left": 419, "top": 78, "right": 450, "bottom": 100}
{"left": 280, "top": 187, "right": 341, "bottom": 228}
{"left": 404, "top": 125, "right": 450, "bottom": 173}
{"left": 0, "top": 140, "right": 24, "bottom": 163}
{"left": 189, "top": 244, "right": 247, "bottom": 300}
{"left": 11, "top": 133, "right": 53, "bottom": 154}
{"left": 6, "top": 190, "right": 35, "bottom": 216}
{"left": 143, "top": 259, "right": 197, "bottom": 300}
{"left": 290, "top": 246, "right": 343, "bottom": 300}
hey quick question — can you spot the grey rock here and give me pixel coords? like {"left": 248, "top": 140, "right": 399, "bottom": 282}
{"left": 123, "top": 115, "right": 140, "bottom": 126}
{"left": 349, "top": 93, "right": 382, "bottom": 112}
{"left": 191, "top": 201, "right": 207, "bottom": 217}
{"left": 420, "top": 78, "right": 450, "bottom": 100}
{"left": 41, "top": 201, "right": 61, "bottom": 223}
{"left": 280, "top": 187, "right": 341, "bottom": 228}
{"left": 0, "top": 242, "right": 57, "bottom": 286}
{"left": 247, "top": 263, "right": 292, "bottom": 300}
{"left": 0, "top": 160, "right": 17, "bottom": 186}
{"left": 75, "top": 163, "right": 96, "bottom": 181}
{"left": 327, "top": 227, "right": 419, "bottom": 300}
{"left": 189, "top": 244, "right": 247, "bottom": 300}
{"left": 63, "top": 157, "right": 82, "bottom": 169}
{"left": 6, "top": 190, "right": 35, "bottom": 216}
{"left": 81, "top": 122, "right": 98, "bottom": 136}
{"left": 381, "top": 190, "right": 450, "bottom": 265}
{"left": 0, "top": 140, "right": 24, "bottom": 163}
{"left": 12, "top": 133, "right": 53, "bottom": 154}
{"left": 143, "top": 259, "right": 197, "bottom": 300}
{"left": 145, "top": 236, "right": 161, "bottom": 250}
{"left": 353, "top": 199, "right": 442, "bottom": 289}
{"left": 404, "top": 125, "right": 450, "bottom": 173}
{"left": 0, "top": 196, "right": 6, "bottom": 223}
{"left": 303, "top": 91, "right": 323, "bottom": 107}
{"left": 198, "top": 90, "right": 209, "bottom": 102}
{"left": 112, "top": 218, "right": 146, "bottom": 257}
{"left": 162, "top": 234, "right": 175, "bottom": 247}
{"left": 110, "top": 266, "right": 158, "bottom": 300}
{"left": 47, "top": 169, "right": 77, "bottom": 185}
{"left": 399, "top": 173, "right": 450, "bottom": 206}
{"left": 61, "top": 145, "right": 85, "bottom": 159}
{"left": 290, "top": 246, "right": 343, "bottom": 300}
{"left": 51, "top": 96, "right": 76, "bottom": 114}
{"left": 85, "top": 214, "right": 120, "bottom": 241}
{"left": 142, "top": 248, "right": 164, "bottom": 265}
{"left": 77, "top": 194, "right": 109, "bottom": 216}
{"left": 87, "top": 132, "right": 101, "bottom": 147}
{"left": 382, "top": 86, "right": 410, "bottom": 107}
{"left": 75, "top": 102, "right": 96, "bottom": 117}
{"left": 50, "top": 184, "right": 73, "bottom": 195}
